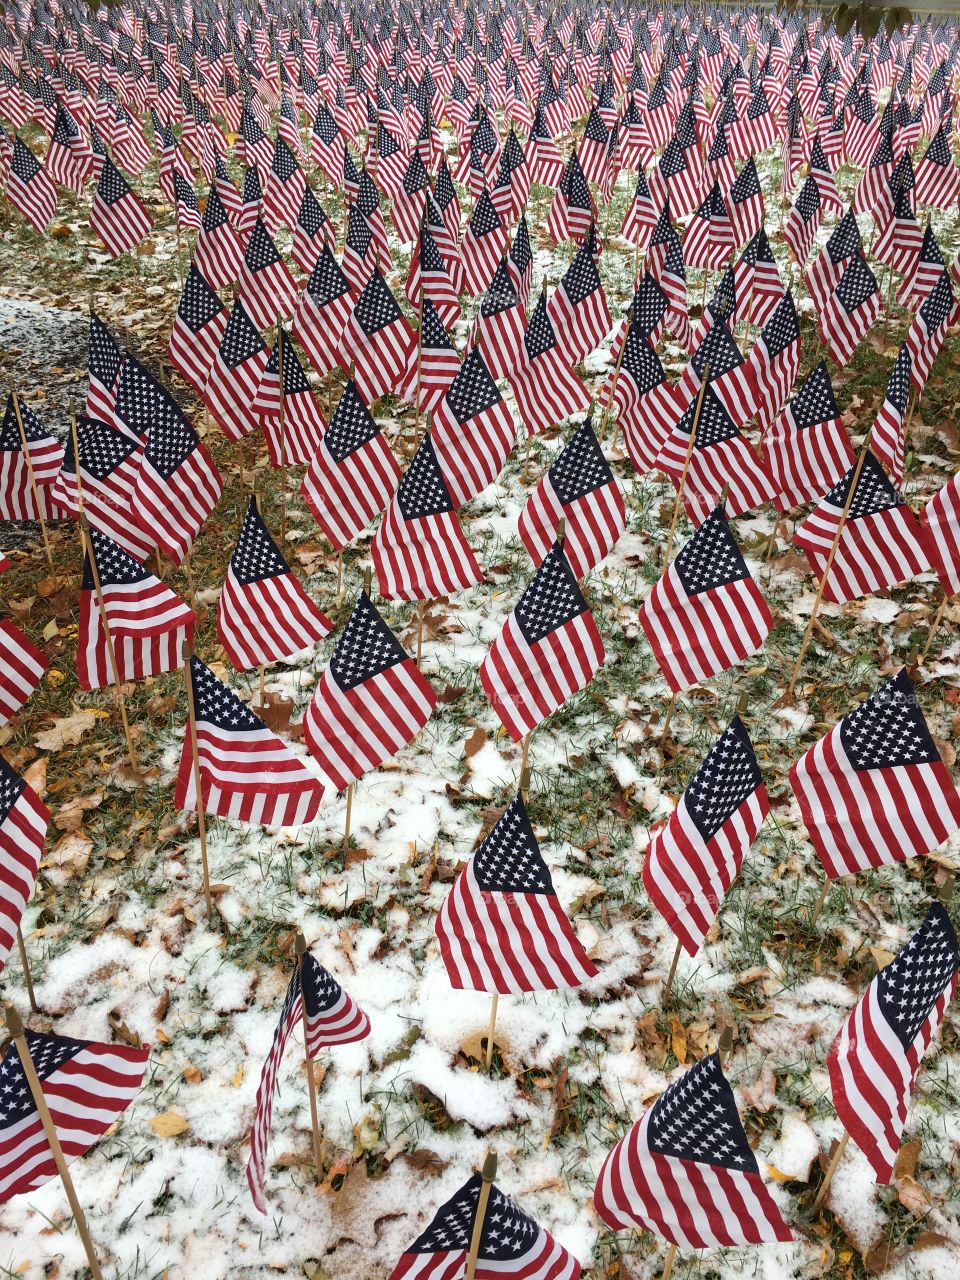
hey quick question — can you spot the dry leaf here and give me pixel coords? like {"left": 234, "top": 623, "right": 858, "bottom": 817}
{"left": 670, "top": 1017, "right": 687, "bottom": 1064}
{"left": 897, "top": 1174, "right": 931, "bottom": 1217}
{"left": 148, "top": 1111, "right": 189, "bottom": 1137}
{"left": 893, "top": 1138, "right": 921, "bottom": 1182}
{"left": 869, "top": 946, "right": 896, "bottom": 971}
{"left": 107, "top": 1010, "right": 142, "bottom": 1048}
{"left": 34, "top": 710, "right": 98, "bottom": 751}
{"left": 22, "top": 758, "right": 47, "bottom": 797}
{"left": 44, "top": 832, "right": 93, "bottom": 886}
{"left": 464, "top": 725, "right": 486, "bottom": 760}
{"left": 254, "top": 691, "right": 294, "bottom": 735}
{"left": 54, "top": 790, "right": 104, "bottom": 832}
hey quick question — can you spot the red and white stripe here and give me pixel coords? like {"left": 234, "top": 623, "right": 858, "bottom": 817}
{"left": 0, "top": 773, "right": 49, "bottom": 975}
{"left": 922, "top": 472, "right": 960, "bottom": 597}
{"left": 0, "top": 619, "right": 46, "bottom": 725}
{"left": 793, "top": 498, "right": 932, "bottom": 603}
{"left": 217, "top": 566, "right": 331, "bottom": 672}
{"left": 518, "top": 471, "right": 625, "bottom": 579}
{"left": 372, "top": 497, "right": 483, "bottom": 601}
{"left": 78, "top": 574, "right": 194, "bottom": 690}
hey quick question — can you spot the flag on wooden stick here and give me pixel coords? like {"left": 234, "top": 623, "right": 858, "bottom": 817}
{"left": 0, "top": 754, "right": 49, "bottom": 977}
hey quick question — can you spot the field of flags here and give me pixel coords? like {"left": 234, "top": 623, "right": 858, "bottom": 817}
{"left": 2, "top": 0, "right": 960, "bottom": 1276}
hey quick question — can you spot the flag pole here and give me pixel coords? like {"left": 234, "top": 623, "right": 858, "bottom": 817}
{"left": 79, "top": 514, "right": 140, "bottom": 771}
{"left": 412, "top": 220, "right": 426, "bottom": 446}
{"left": 812, "top": 1131, "right": 849, "bottom": 1212}
{"left": 276, "top": 315, "right": 288, "bottom": 543}
{"left": 662, "top": 361, "right": 711, "bottom": 567}
{"left": 597, "top": 304, "right": 634, "bottom": 444}
{"left": 661, "top": 937, "right": 682, "bottom": 1005}
{"left": 416, "top": 600, "right": 426, "bottom": 669}
{"left": 7, "top": 383, "right": 53, "bottom": 568}
{"left": 15, "top": 925, "right": 39, "bottom": 1012}
{"left": 465, "top": 1147, "right": 498, "bottom": 1280}
{"left": 3, "top": 1003, "right": 105, "bottom": 1280}
{"left": 919, "top": 590, "right": 949, "bottom": 665}
{"left": 252, "top": 486, "right": 266, "bottom": 707}
{"left": 294, "top": 930, "right": 324, "bottom": 1182}
{"left": 785, "top": 428, "right": 873, "bottom": 699}
{"left": 181, "top": 639, "right": 214, "bottom": 921}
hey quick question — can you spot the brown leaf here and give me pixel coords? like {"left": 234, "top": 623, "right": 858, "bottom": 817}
{"left": 403, "top": 1149, "right": 448, "bottom": 1176}
{"left": 897, "top": 1174, "right": 931, "bottom": 1217}
{"left": 154, "top": 990, "right": 170, "bottom": 1022}
{"left": 54, "top": 790, "right": 104, "bottom": 832}
{"left": 670, "top": 1017, "right": 687, "bottom": 1064}
{"left": 22, "top": 757, "right": 47, "bottom": 797}
{"left": 107, "top": 1010, "right": 143, "bottom": 1048}
{"left": 254, "top": 691, "right": 294, "bottom": 735}
{"left": 325, "top": 1161, "right": 404, "bottom": 1249}
{"left": 863, "top": 1243, "right": 896, "bottom": 1274}
{"left": 34, "top": 710, "right": 99, "bottom": 751}
{"left": 436, "top": 684, "right": 467, "bottom": 704}
{"left": 44, "top": 831, "right": 93, "bottom": 886}
{"left": 148, "top": 1111, "right": 189, "bottom": 1137}
{"left": 464, "top": 725, "right": 486, "bottom": 760}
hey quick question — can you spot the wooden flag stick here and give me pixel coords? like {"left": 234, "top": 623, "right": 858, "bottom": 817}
{"left": 3, "top": 1004, "right": 104, "bottom": 1280}
{"left": 276, "top": 316, "right": 288, "bottom": 543}
{"left": 8, "top": 383, "right": 53, "bottom": 568}
{"left": 16, "top": 925, "right": 39, "bottom": 1013}
{"left": 412, "top": 254, "right": 426, "bottom": 442}
{"left": 919, "top": 591, "right": 949, "bottom": 666}
{"left": 343, "top": 782, "right": 353, "bottom": 849}
{"left": 812, "top": 1131, "right": 849, "bottom": 1211}
{"left": 597, "top": 305, "right": 634, "bottom": 443}
{"left": 660, "top": 692, "right": 678, "bottom": 745}
{"left": 416, "top": 599, "right": 426, "bottom": 669}
{"left": 80, "top": 515, "right": 139, "bottom": 771}
{"left": 465, "top": 1147, "right": 498, "bottom": 1280}
{"left": 661, "top": 936, "right": 683, "bottom": 1005}
{"left": 295, "top": 931, "right": 324, "bottom": 1181}
{"left": 68, "top": 399, "right": 85, "bottom": 516}
{"left": 484, "top": 992, "right": 498, "bottom": 1070}
{"left": 181, "top": 639, "right": 214, "bottom": 921}
{"left": 785, "top": 430, "right": 873, "bottom": 699}
{"left": 809, "top": 876, "right": 831, "bottom": 927}
{"left": 661, "top": 1243, "right": 678, "bottom": 1280}
{"left": 662, "top": 362, "right": 711, "bottom": 568}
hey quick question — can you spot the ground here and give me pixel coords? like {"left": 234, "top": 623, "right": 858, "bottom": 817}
{"left": 0, "top": 135, "right": 959, "bottom": 1280}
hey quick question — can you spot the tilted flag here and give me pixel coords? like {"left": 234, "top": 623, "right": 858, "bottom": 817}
{"left": 292, "top": 245, "right": 354, "bottom": 377}
{"left": 252, "top": 328, "right": 326, "bottom": 466}
{"left": 871, "top": 344, "right": 911, "bottom": 487}
{"left": 46, "top": 101, "right": 92, "bottom": 193}
{"left": 746, "top": 288, "right": 801, "bottom": 431}
{"left": 806, "top": 207, "right": 862, "bottom": 312}
{"left": 639, "top": 505, "right": 773, "bottom": 693}
{"left": 460, "top": 188, "right": 507, "bottom": 295}
{"left": 336, "top": 269, "right": 416, "bottom": 404}
{"left": 86, "top": 313, "right": 124, "bottom": 422}
{"left": 0, "top": 618, "right": 46, "bottom": 727}
{"left": 436, "top": 791, "right": 597, "bottom": 994}
{"left": 518, "top": 417, "right": 625, "bottom": 578}
{"left": 0, "top": 393, "right": 63, "bottom": 520}
{"left": 905, "top": 271, "right": 954, "bottom": 390}
{"left": 400, "top": 299, "right": 460, "bottom": 416}
{"left": 388, "top": 1171, "right": 581, "bottom": 1280}
{"left": 922, "top": 471, "right": 960, "bottom": 597}
{"left": 217, "top": 498, "right": 332, "bottom": 671}
{"left": 0, "top": 754, "right": 49, "bottom": 976}
{"left": 828, "top": 902, "right": 958, "bottom": 1182}
{"left": 793, "top": 453, "right": 931, "bottom": 603}
{"left": 0, "top": 1028, "right": 149, "bottom": 1203}
{"left": 470, "top": 258, "right": 526, "bottom": 379}
{"left": 549, "top": 235, "right": 612, "bottom": 363}
{"left": 509, "top": 289, "right": 591, "bottom": 438}
{"left": 203, "top": 300, "right": 269, "bottom": 442}
{"left": 167, "top": 266, "right": 229, "bottom": 394}
{"left": 302, "top": 589, "right": 436, "bottom": 791}
{"left": 432, "top": 348, "right": 515, "bottom": 507}
{"left": 914, "top": 127, "right": 960, "bottom": 210}
{"left": 644, "top": 716, "right": 768, "bottom": 956}
{"left": 764, "top": 360, "right": 854, "bottom": 510}
{"left": 818, "top": 252, "right": 881, "bottom": 366}
{"left": 783, "top": 174, "right": 821, "bottom": 266}
{"left": 790, "top": 668, "right": 960, "bottom": 878}
{"left": 246, "top": 948, "right": 370, "bottom": 1214}
{"left": 193, "top": 184, "right": 245, "bottom": 289}
{"left": 480, "top": 541, "right": 604, "bottom": 741}
{"left": 292, "top": 186, "right": 332, "bottom": 276}
{"left": 176, "top": 656, "right": 325, "bottom": 828}
{"left": 6, "top": 138, "right": 57, "bottom": 233}
{"left": 237, "top": 217, "right": 299, "bottom": 331}
{"left": 78, "top": 527, "right": 195, "bottom": 689}
{"left": 684, "top": 183, "right": 736, "bottom": 271}
{"left": 90, "top": 155, "right": 152, "bottom": 257}
{"left": 594, "top": 1051, "right": 793, "bottom": 1247}
{"left": 50, "top": 415, "right": 152, "bottom": 561}
{"left": 604, "top": 322, "right": 678, "bottom": 475}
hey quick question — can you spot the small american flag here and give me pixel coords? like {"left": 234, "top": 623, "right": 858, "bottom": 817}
{"left": 828, "top": 901, "right": 958, "bottom": 1182}
{"left": 606, "top": 321, "right": 678, "bottom": 475}
{"left": 808, "top": 134, "right": 843, "bottom": 214}
{"left": 253, "top": 328, "right": 326, "bottom": 467}
{"left": 300, "top": 377, "right": 400, "bottom": 550}
{"left": 793, "top": 452, "right": 931, "bottom": 603}
{"left": 336, "top": 268, "right": 416, "bottom": 404}
{"left": 594, "top": 1051, "right": 793, "bottom": 1247}
{"left": 262, "top": 135, "right": 305, "bottom": 235}
{"left": 0, "top": 393, "right": 63, "bottom": 520}
{"left": 193, "top": 184, "right": 245, "bottom": 289}
{"left": 436, "top": 791, "right": 597, "bottom": 993}
{"left": 432, "top": 348, "right": 515, "bottom": 507}
{"left": 872, "top": 344, "right": 911, "bottom": 487}
{"left": 407, "top": 221, "right": 461, "bottom": 329}
{"left": 518, "top": 417, "right": 625, "bottom": 578}
{"left": 898, "top": 221, "right": 947, "bottom": 313}
{"left": 735, "top": 229, "right": 783, "bottom": 331}
{"left": 746, "top": 288, "right": 800, "bottom": 431}
{"left": 6, "top": 137, "right": 57, "bottom": 233}
{"left": 393, "top": 151, "right": 431, "bottom": 244}
{"left": 818, "top": 252, "right": 881, "bottom": 366}
{"left": 764, "top": 360, "right": 854, "bottom": 510}
{"left": 726, "top": 156, "right": 764, "bottom": 245}
{"left": 292, "top": 245, "right": 354, "bottom": 378}
{"left": 237, "top": 216, "right": 299, "bottom": 331}
{"left": 461, "top": 188, "right": 507, "bottom": 295}
{"left": 401, "top": 298, "right": 461, "bottom": 415}
{"left": 509, "top": 290, "right": 591, "bottom": 438}
{"left": 906, "top": 270, "right": 954, "bottom": 390}
{"left": 90, "top": 154, "right": 152, "bottom": 257}
{"left": 0, "top": 618, "right": 45, "bottom": 727}
{"left": 310, "top": 102, "right": 343, "bottom": 183}
{"left": 51, "top": 414, "right": 152, "bottom": 561}
{"left": 292, "top": 186, "right": 332, "bottom": 276}
{"left": 790, "top": 668, "right": 960, "bottom": 878}
{"left": 86, "top": 313, "right": 124, "bottom": 422}
{"left": 172, "top": 168, "right": 202, "bottom": 231}
{"left": 480, "top": 541, "right": 604, "bottom": 741}
{"left": 547, "top": 148, "right": 595, "bottom": 245}
{"left": 176, "top": 655, "right": 325, "bottom": 828}
{"left": 217, "top": 497, "right": 332, "bottom": 671}
{"left": 0, "top": 1028, "right": 149, "bottom": 1204}
{"left": 644, "top": 716, "right": 768, "bottom": 956}
{"left": 639, "top": 505, "right": 773, "bottom": 693}
{"left": 372, "top": 429, "right": 482, "bottom": 599}
{"left": 783, "top": 174, "right": 822, "bottom": 267}
{"left": 0, "top": 753, "right": 49, "bottom": 977}
{"left": 46, "top": 101, "right": 92, "bottom": 193}
{"left": 508, "top": 213, "right": 534, "bottom": 307}
{"left": 684, "top": 182, "right": 736, "bottom": 271}
{"left": 78, "top": 526, "right": 194, "bottom": 689}
{"left": 303, "top": 588, "right": 436, "bottom": 790}
{"left": 388, "top": 1171, "right": 581, "bottom": 1280}
{"left": 874, "top": 188, "right": 924, "bottom": 278}
{"left": 922, "top": 471, "right": 960, "bottom": 597}
{"left": 203, "top": 300, "right": 269, "bottom": 442}
{"left": 470, "top": 258, "right": 526, "bottom": 379}
{"left": 915, "top": 126, "right": 960, "bottom": 210}
{"left": 621, "top": 167, "right": 658, "bottom": 252}
{"left": 806, "top": 207, "right": 862, "bottom": 313}
{"left": 167, "top": 266, "right": 229, "bottom": 395}
{"left": 246, "top": 948, "right": 370, "bottom": 1214}
{"left": 342, "top": 199, "right": 378, "bottom": 295}
{"left": 549, "top": 236, "right": 612, "bottom": 363}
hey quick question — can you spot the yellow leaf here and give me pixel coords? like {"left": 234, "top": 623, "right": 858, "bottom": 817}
{"left": 670, "top": 1017, "right": 687, "bottom": 1064}
{"left": 230, "top": 1065, "right": 244, "bottom": 1087}
{"left": 148, "top": 1111, "right": 189, "bottom": 1137}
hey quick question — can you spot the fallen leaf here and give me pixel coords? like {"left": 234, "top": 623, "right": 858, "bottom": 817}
{"left": 34, "top": 710, "right": 98, "bottom": 751}
{"left": 897, "top": 1174, "right": 931, "bottom": 1217}
{"left": 148, "top": 1111, "right": 189, "bottom": 1137}
{"left": 670, "top": 1017, "right": 687, "bottom": 1064}
{"left": 44, "top": 832, "right": 93, "bottom": 886}
{"left": 254, "top": 691, "right": 294, "bottom": 735}
{"left": 54, "top": 790, "right": 104, "bottom": 832}
{"left": 464, "top": 725, "right": 486, "bottom": 760}
{"left": 107, "top": 1010, "right": 142, "bottom": 1048}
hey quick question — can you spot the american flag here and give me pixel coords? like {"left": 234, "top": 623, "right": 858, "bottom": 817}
{"left": 460, "top": 188, "right": 507, "bottom": 296}
{"left": 793, "top": 452, "right": 931, "bottom": 603}
{"left": 808, "top": 134, "right": 843, "bottom": 214}
{"left": 167, "top": 266, "right": 229, "bottom": 395}
{"left": 683, "top": 182, "right": 735, "bottom": 271}
{"left": 852, "top": 134, "right": 894, "bottom": 220}
{"left": 643, "top": 716, "right": 768, "bottom": 956}
{"left": 527, "top": 102, "right": 565, "bottom": 188}
{"left": 915, "top": 126, "right": 960, "bottom": 210}
{"left": 674, "top": 315, "right": 755, "bottom": 429}
{"left": 0, "top": 1027, "right": 149, "bottom": 1203}
{"left": 300, "top": 377, "right": 400, "bottom": 550}
{"left": 253, "top": 328, "right": 326, "bottom": 467}
{"left": 806, "top": 208, "right": 862, "bottom": 313}
{"left": 236, "top": 164, "right": 263, "bottom": 240}
{"left": 518, "top": 418, "right": 625, "bottom": 578}
{"left": 292, "top": 186, "right": 332, "bottom": 276}
{"left": 90, "top": 154, "right": 152, "bottom": 257}
{"left": 0, "top": 393, "right": 63, "bottom": 520}
{"left": 549, "top": 236, "right": 611, "bottom": 364}
{"left": 508, "top": 214, "right": 534, "bottom": 308}
{"left": 388, "top": 1171, "right": 581, "bottom": 1280}
{"left": 193, "top": 184, "right": 245, "bottom": 289}
{"left": 652, "top": 133, "right": 701, "bottom": 218}
{"left": 78, "top": 526, "right": 194, "bottom": 689}
{"left": 726, "top": 156, "right": 764, "bottom": 246}
{"left": 176, "top": 655, "right": 325, "bottom": 828}
{"left": 336, "top": 268, "right": 416, "bottom": 404}
{"left": 594, "top": 1051, "right": 793, "bottom": 1247}
{"left": 0, "top": 616, "right": 45, "bottom": 727}
{"left": 342, "top": 199, "right": 378, "bottom": 296}
{"left": 432, "top": 348, "right": 515, "bottom": 507}
{"left": 828, "top": 901, "right": 958, "bottom": 1182}
{"left": 480, "top": 541, "right": 604, "bottom": 742}
{"left": 46, "top": 101, "right": 92, "bottom": 192}
{"left": 736, "top": 229, "right": 783, "bottom": 331}
{"left": 509, "top": 290, "right": 591, "bottom": 438}
{"left": 302, "top": 588, "right": 436, "bottom": 790}
{"left": 217, "top": 497, "right": 332, "bottom": 671}
{"left": 922, "top": 471, "right": 960, "bottom": 597}
{"left": 172, "top": 169, "right": 202, "bottom": 231}
{"left": 606, "top": 321, "right": 678, "bottom": 475}
{"left": 790, "top": 668, "right": 960, "bottom": 878}
{"left": 372, "top": 435, "right": 482, "bottom": 600}
{"left": 872, "top": 344, "right": 911, "bottom": 487}
{"left": 764, "top": 360, "right": 854, "bottom": 510}
{"left": 639, "top": 505, "right": 773, "bottom": 693}
{"left": 237, "top": 217, "right": 299, "bottom": 331}
{"left": 292, "top": 245, "right": 354, "bottom": 378}
{"left": 620, "top": 167, "right": 658, "bottom": 252}
{"left": 51, "top": 414, "right": 152, "bottom": 561}
{"left": 310, "top": 102, "right": 343, "bottom": 183}
{"left": 86, "top": 313, "right": 124, "bottom": 422}
{"left": 783, "top": 174, "right": 821, "bottom": 267}
{"left": 547, "top": 148, "right": 595, "bottom": 246}
{"left": 0, "top": 753, "right": 48, "bottom": 977}
{"left": 246, "top": 948, "right": 370, "bottom": 1214}
{"left": 898, "top": 222, "right": 946, "bottom": 313}
{"left": 747, "top": 288, "right": 800, "bottom": 431}
{"left": 401, "top": 298, "right": 461, "bottom": 415}
{"left": 262, "top": 135, "right": 305, "bottom": 235}
{"left": 203, "top": 300, "right": 269, "bottom": 442}
{"left": 906, "top": 270, "right": 954, "bottom": 390}
{"left": 6, "top": 137, "right": 57, "bottom": 233}
{"left": 435, "top": 791, "right": 597, "bottom": 993}
{"left": 407, "top": 221, "right": 460, "bottom": 329}
{"left": 470, "top": 258, "right": 526, "bottom": 379}
{"left": 818, "top": 252, "right": 881, "bottom": 366}
{"left": 393, "top": 151, "right": 431, "bottom": 245}
{"left": 127, "top": 375, "right": 222, "bottom": 564}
